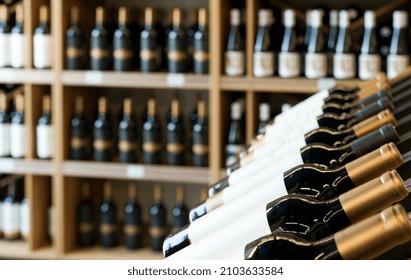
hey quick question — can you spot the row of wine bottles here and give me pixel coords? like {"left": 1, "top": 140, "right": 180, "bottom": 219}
{"left": 0, "top": 176, "right": 29, "bottom": 241}
{"left": 64, "top": 6, "right": 208, "bottom": 73}
{"left": 70, "top": 95, "right": 209, "bottom": 166}
{"left": 77, "top": 183, "right": 199, "bottom": 251}
{"left": 0, "top": 92, "right": 52, "bottom": 159}
{"left": 163, "top": 69, "right": 411, "bottom": 259}
{"left": 225, "top": 8, "right": 410, "bottom": 80}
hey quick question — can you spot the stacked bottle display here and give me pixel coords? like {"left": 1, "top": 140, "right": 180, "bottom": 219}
{"left": 66, "top": 6, "right": 208, "bottom": 74}
{"left": 224, "top": 8, "right": 410, "bottom": 80}
{"left": 163, "top": 68, "right": 411, "bottom": 260}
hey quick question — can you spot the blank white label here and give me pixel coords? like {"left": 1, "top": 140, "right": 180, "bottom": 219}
{"left": 2, "top": 203, "right": 19, "bottom": 235}
{"left": 126, "top": 165, "right": 145, "bottom": 179}
{"left": 387, "top": 54, "right": 409, "bottom": 79}
{"left": 359, "top": 54, "right": 381, "bottom": 80}
{"left": 10, "top": 124, "right": 25, "bottom": 158}
{"left": 305, "top": 53, "right": 327, "bottom": 79}
{"left": 33, "top": 34, "right": 52, "bottom": 69}
{"left": 225, "top": 51, "right": 245, "bottom": 76}
{"left": 0, "top": 123, "right": 11, "bottom": 157}
{"left": 167, "top": 73, "right": 186, "bottom": 87}
{"left": 36, "top": 124, "right": 53, "bottom": 159}
{"left": 10, "top": 34, "right": 25, "bottom": 68}
{"left": 0, "top": 33, "right": 10, "bottom": 67}
{"left": 333, "top": 53, "right": 356, "bottom": 79}
{"left": 317, "top": 78, "right": 337, "bottom": 90}
{"left": 253, "top": 52, "right": 274, "bottom": 77}
{"left": 19, "top": 200, "right": 30, "bottom": 238}
{"left": 84, "top": 71, "right": 104, "bottom": 84}
{"left": 279, "top": 52, "right": 300, "bottom": 78}
{"left": 0, "top": 201, "right": 2, "bottom": 232}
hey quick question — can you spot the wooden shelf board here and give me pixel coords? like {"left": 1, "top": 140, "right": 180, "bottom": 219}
{"left": 63, "top": 247, "right": 163, "bottom": 260}
{"left": 61, "top": 71, "right": 210, "bottom": 90}
{"left": 221, "top": 76, "right": 361, "bottom": 93}
{"left": 62, "top": 161, "right": 211, "bottom": 184}
{"left": 0, "top": 240, "right": 56, "bottom": 260}
{"left": 0, "top": 69, "right": 55, "bottom": 85}
{"left": 0, "top": 158, "right": 55, "bottom": 175}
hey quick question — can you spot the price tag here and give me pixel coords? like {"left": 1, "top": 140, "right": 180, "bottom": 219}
{"left": 0, "top": 69, "right": 17, "bottom": 82}
{"left": 166, "top": 73, "right": 186, "bottom": 87}
{"left": 84, "top": 71, "right": 104, "bottom": 84}
{"left": 126, "top": 165, "right": 145, "bottom": 179}
{"left": 0, "top": 159, "right": 16, "bottom": 173}
{"left": 317, "top": 78, "right": 336, "bottom": 90}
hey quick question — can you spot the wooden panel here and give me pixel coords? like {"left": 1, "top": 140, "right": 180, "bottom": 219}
{"left": 246, "top": 90, "right": 256, "bottom": 142}
{"left": 63, "top": 247, "right": 163, "bottom": 260}
{"left": 0, "top": 69, "right": 54, "bottom": 84}
{"left": 0, "top": 240, "right": 56, "bottom": 260}
{"left": 62, "top": 177, "right": 82, "bottom": 254}
{"left": 0, "top": 159, "right": 54, "bottom": 175}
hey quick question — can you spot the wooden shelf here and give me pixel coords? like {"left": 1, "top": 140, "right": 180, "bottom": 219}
{"left": 63, "top": 247, "right": 163, "bottom": 260}
{"left": 62, "top": 161, "right": 211, "bottom": 184}
{"left": 0, "top": 158, "right": 55, "bottom": 175}
{"left": 61, "top": 71, "right": 210, "bottom": 90}
{"left": 0, "top": 240, "right": 56, "bottom": 260}
{"left": 0, "top": 69, "right": 54, "bottom": 85}
{"left": 221, "top": 76, "right": 361, "bottom": 93}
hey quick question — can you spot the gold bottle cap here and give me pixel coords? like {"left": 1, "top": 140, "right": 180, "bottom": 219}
{"left": 15, "top": 94, "right": 24, "bottom": 112}
{"left": 39, "top": 5, "right": 49, "bottom": 22}
{"left": 340, "top": 170, "right": 408, "bottom": 223}
{"left": 118, "top": 7, "right": 128, "bottom": 25}
{"left": 198, "top": 8, "right": 208, "bottom": 26}
{"left": 147, "top": 98, "right": 156, "bottom": 116}
{"left": 358, "top": 72, "right": 387, "bottom": 90}
{"left": 128, "top": 184, "right": 137, "bottom": 199}
{"left": 172, "top": 8, "right": 183, "bottom": 25}
{"left": 171, "top": 98, "right": 180, "bottom": 117}
{"left": 74, "top": 96, "right": 83, "bottom": 114}
{"left": 176, "top": 186, "right": 185, "bottom": 202}
{"left": 0, "top": 93, "right": 7, "bottom": 111}
{"left": 145, "top": 7, "right": 154, "bottom": 25}
{"left": 71, "top": 6, "right": 79, "bottom": 23}
{"left": 98, "top": 97, "right": 107, "bottom": 114}
{"left": 95, "top": 6, "right": 105, "bottom": 24}
{"left": 335, "top": 204, "right": 411, "bottom": 259}
{"left": 352, "top": 109, "right": 397, "bottom": 137}
{"left": 42, "top": 95, "right": 51, "bottom": 113}
{"left": 0, "top": 5, "right": 7, "bottom": 22}
{"left": 15, "top": 4, "right": 23, "bottom": 22}
{"left": 82, "top": 182, "right": 90, "bottom": 198}
{"left": 197, "top": 100, "right": 206, "bottom": 118}
{"left": 123, "top": 98, "right": 132, "bottom": 116}
{"left": 154, "top": 185, "right": 162, "bottom": 202}
{"left": 345, "top": 142, "right": 403, "bottom": 186}
{"left": 103, "top": 182, "right": 112, "bottom": 199}
{"left": 357, "top": 80, "right": 390, "bottom": 100}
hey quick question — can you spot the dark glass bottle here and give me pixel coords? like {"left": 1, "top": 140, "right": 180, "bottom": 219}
{"left": 142, "top": 98, "right": 162, "bottom": 164}
{"left": 305, "top": 10, "right": 326, "bottom": 79}
{"left": 76, "top": 182, "right": 95, "bottom": 247}
{"left": 253, "top": 9, "right": 274, "bottom": 77}
{"left": 168, "top": 8, "right": 187, "bottom": 73}
{"left": 33, "top": 5, "right": 52, "bottom": 69}
{"left": 70, "top": 96, "right": 89, "bottom": 160}
{"left": 333, "top": 10, "right": 355, "bottom": 79}
{"left": 225, "top": 9, "right": 245, "bottom": 76}
{"left": 172, "top": 186, "right": 189, "bottom": 231}
{"left": 225, "top": 101, "right": 245, "bottom": 167}
{"left": 36, "top": 95, "right": 52, "bottom": 159}
{"left": 186, "top": 9, "right": 199, "bottom": 72}
{"left": 2, "top": 178, "right": 20, "bottom": 240}
{"left": 387, "top": 11, "right": 409, "bottom": 79}
{"left": 279, "top": 9, "right": 300, "bottom": 78}
{"left": 0, "top": 4, "right": 11, "bottom": 68}
{"left": 359, "top": 11, "right": 381, "bottom": 80}
{"left": 93, "top": 97, "right": 113, "bottom": 162}
{"left": 10, "top": 3, "right": 24, "bottom": 69}
{"left": 326, "top": 10, "right": 338, "bottom": 77}
{"left": 257, "top": 103, "right": 270, "bottom": 135}
{"left": 167, "top": 98, "right": 185, "bottom": 165}
{"left": 149, "top": 185, "right": 168, "bottom": 251}
{"left": 140, "top": 7, "right": 160, "bottom": 72}
{"left": 192, "top": 100, "right": 208, "bottom": 167}
{"left": 113, "top": 7, "right": 133, "bottom": 71}
{"left": 66, "top": 6, "right": 86, "bottom": 70}
{"left": 99, "top": 182, "right": 118, "bottom": 248}
{"left": 10, "top": 93, "right": 25, "bottom": 158}
{"left": 118, "top": 98, "right": 138, "bottom": 163}
{"left": 0, "top": 92, "right": 10, "bottom": 157}
{"left": 193, "top": 8, "right": 209, "bottom": 74}
{"left": 303, "top": 10, "right": 312, "bottom": 51}
{"left": 123, "top": 184, "right": 143, "bottom": 250}
{"left": 90, "top": 7, "right": 110, "bottom": 71}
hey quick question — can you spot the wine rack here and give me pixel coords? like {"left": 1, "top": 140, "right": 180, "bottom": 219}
{"left": 0, "top": 0, "right": 409, "bottom": 260}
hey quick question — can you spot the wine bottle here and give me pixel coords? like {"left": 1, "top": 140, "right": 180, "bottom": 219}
{"left": 193, "top": 8, "right": 209, "bottom": 74}
{"left": 99, "top": 182, "right": 118, "bottom": 248}
{"left": 113, "top": 7, "right": 133, "bottom": 71}
{"left": 327, "top": 10, "right": 338, "bottom": 77}
{"left": 0, "top": 187, "right": 3, "bottom": 238}
{"left": 225, "top": 101, "right": 245, "bottom": 167}
{"left": 33, "top": 5, "right": 52, "bottom": 69}
{"left": 140, "top": 7, "right": 161, "bottom": 72}
{"left": 168, "top": 8, "right": 187, "bottom": 73}
{"left": 253, "top": 9, "right": 274, "bottom": 77}
{"left": 188, "top": 94, "right": 200, "bottom": 158}
{"left": 149, "top": 185, "right": 168, "bottom": 251}
{"left": 77, "top": 182, "right": 95, "bottom": 247}
{"left": 359, "top": 11, "right": 381, "bottom": 80}
{"left": 225, "top": 9, "right": 245, "bottom": 76}
{"left": 19, "top": 195, "right": 29, "bottom": 241}
{"left": 0, "top": 92, "right": 10, "bottom": 157}
{"left": 90, "top": 7, "right": 110, "bottom": 71}
{"left": 303, "top": 10, "right": 312, "bottom": 51}
{"left": 244, "top": 204, "right": 411, "bottom": 260}
{"left": 2, "top": 178, "right": 20, "bottom": 240}
{"left": 305, "top": 10, "right": 326, "bottom": 79}
{"left": 93, "top": 97, "right": 113, "bottom": 162}
{"left": 166, "top": 98, "right": 185, "bottom": 165}
{"left": 387, "top": 11, "right": 409, "bottom": 79}
{"left": 70, "top": 96, "right": 89, "bottom": 160}
{"left": 278, "top": 9, "right": 300, "bottom": 78}
{"left": 377, "top": 20, "right": 392, "bottom": 71}
{"left": 36, "top": 95, "right": 53, "bottom": 159}
{"left": 10, "top": 93, "right": 25, "bottom": 158}
{"left": 142, "top": 98, "right": 162, "bottom": 164}
{"left": 172, "top": 186, "right": 189, "bottom": 231}
{"left": 0, "top": 4, "right": 11, "bottom": 68}
{"left": 333, "top": 10, "right": 356, "bottom": 79}
{"left": 192, "top": 100, "right": 208, "bottom": 167}
{"left": 186, "top": 9, "right": 199, "bottom": 72}
{"left": 123, "top": 184, "right": 143, "bottom": 250}
{"left": 10, "top": 3, "right": 24, "bottom": 69}
{"left": 257, "top": 103, "right": 270, "bottom": 135}
{"left": 118, "top": 98, "right": 138, "bottom": 163}
{"left": 66, "top": 6, "right": 85, "bottom": 70}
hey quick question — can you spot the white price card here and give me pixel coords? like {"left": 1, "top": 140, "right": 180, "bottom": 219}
{"left": 0, "top": 69, "right": 17, "bottom": 82}
{"left": 126, "top": 165, "right": 145, "bottom": 179}
{"left": 167, "top": 73, "right": 186, "bottom": 87}
{"left": 84, "top": 71, "right": 104, "bottom": 84}
{"left": 0, "top": 158, "right": 16, "bottom": 173}
{"left": 317, "top": 78, "right": 336, "bottom": 90}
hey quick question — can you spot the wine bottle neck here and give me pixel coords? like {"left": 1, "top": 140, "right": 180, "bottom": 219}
{"left": 0, "top": 93, "right": 7, "bottom": 111}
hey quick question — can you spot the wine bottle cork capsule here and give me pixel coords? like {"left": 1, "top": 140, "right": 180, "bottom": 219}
{"left": 71, "top": 6, "right": 79, "bottom": 22}
{"left": 123, "top": 98, "right": 132, "bottom": 115}
{"left": 147, "top": 99, "right": 156, "bottom": 116}
{"left": 98, "top": 97, "right": 107, "bottom": 114}
{"left": 197, "top": 100, "right": 206, "bottom": 118}
{"left": 176, "top": 186, "right": 185, "bottom": 202}
{"left": 172, "top": 8, "right": 183, "bottom": 25}
{"left": 74, "top": 96, "right": 83, "bottom": 113}
{"left": 95, "top": 6, "right": 105, "bottom": 24}
{"left": 103, "top": 182, "right": 112, "bottom": 199}
{"left": 0, "top": 93, "right": 7, "bottom": 111}
{"left": 154, "top": 185, "right": 162, "bottom": 201}
{"left": 43, "top": 95, "right": 51, "bottom": 113}
{"left": 15, "top": 4, "right": 23, "bottom": 22}
{"left": 15, "top": 94, "right": 24, "bottom": 111}
{"left": 198, "top": 8, "right": 207, "bottom": 26}
{"left": 118, "top": 7, "right": 128, "bottom": 25}
{"left": 145, "top": 7, "right": 154, "bottom": 25}
{"left": 171, "top": 99, "right": 180, "bottom": 117}
{"left": 39, "top": 5, "right": 49, "bottom": 22}
{"left": 0, "top": 5, "right": 7, "bottom": 21}
{"left": 128, "top": 184, "right": 137, "bottom": 198}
